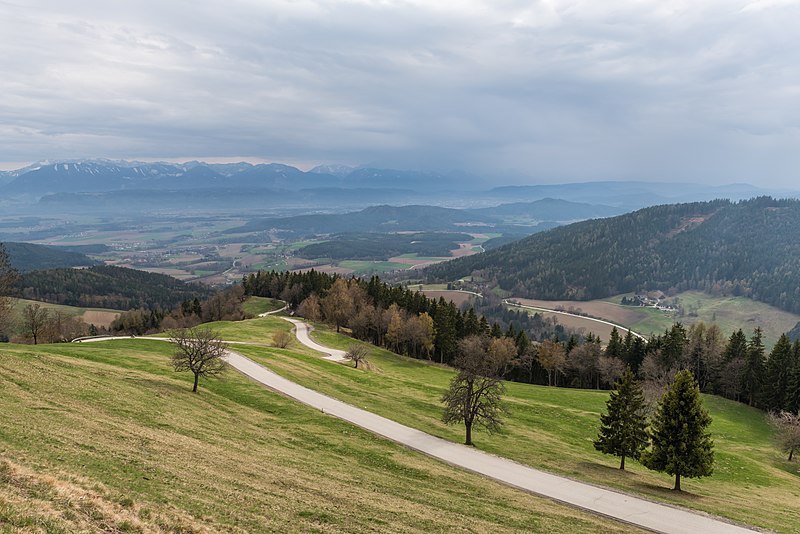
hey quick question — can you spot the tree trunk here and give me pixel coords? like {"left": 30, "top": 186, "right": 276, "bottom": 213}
{"left": 192, "top": 373, "right": 199, "bottom": 393}
{"left": 789, "top": 448, "right": 794, "bottom": 461}
{"left": 619, "top": 455, "right": 625, "bottom": 470}
{"left": 674, "top": 473, "right": 681, "bottom": 491}
{"left": 465, "top": 421, "right": 473, "bottom": 446}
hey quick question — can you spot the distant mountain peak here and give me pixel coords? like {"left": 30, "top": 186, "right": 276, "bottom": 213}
{"left": 309, "top": 164, "right": 356, "bottom": 177}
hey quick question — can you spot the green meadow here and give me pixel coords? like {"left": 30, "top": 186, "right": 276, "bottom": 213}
{"left": 0, "top": 340, "right": 631, "bottom": 533}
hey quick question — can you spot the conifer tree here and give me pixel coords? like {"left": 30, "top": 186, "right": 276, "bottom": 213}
{"left": 594, "top": 369, "right": 648, "bottom": 470}
{"left": 763, "top": 334, "right": 793, "bottom": 412}
{"left": 642, "top": 369, "right": 714, "bottom": 491}
{"left": 786, "top": 341, "right": 800, "bottom": 414}
{"left": 605, "top": 327, "right": 624, "bottom": 360}
{"left": 743, "top": 328, "right": 766, "bottom": 407}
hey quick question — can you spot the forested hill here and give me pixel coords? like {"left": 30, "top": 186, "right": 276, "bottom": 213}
{"left": 2, "top": 241, "right": 97, "bottom": 271}
{"left": 19, "top": 265, "right": 210, "bottom": 310}
{"left": 425, "top": 197, "right": 800, "bottom": 314}
{"left": 225, "top": 205, "right": 495, "bottom": 235}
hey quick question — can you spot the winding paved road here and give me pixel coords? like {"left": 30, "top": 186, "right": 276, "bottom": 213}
{"left": 75, "top": 323, "right": 759, "bottom": 534}
{"left": 504, "top": 299, "right": 648, "bottom": 341}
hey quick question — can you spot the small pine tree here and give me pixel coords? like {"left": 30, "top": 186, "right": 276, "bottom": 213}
{"left": 642, "top": 369, "right": 714, "bottom": 491}
{"left": 594, "top": 368, "right": 648, "bottom": 470}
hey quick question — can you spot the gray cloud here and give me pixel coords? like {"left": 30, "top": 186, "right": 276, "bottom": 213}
{"left": 1, "top": 0, "right": 800, "bottom": 186}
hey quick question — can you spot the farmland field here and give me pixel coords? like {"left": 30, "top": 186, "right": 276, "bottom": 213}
{"left": 513, "top": 291, "right": 800, "bottom": 347}
{"left": 11, "top": 298, "right": 120, "bottom": 329}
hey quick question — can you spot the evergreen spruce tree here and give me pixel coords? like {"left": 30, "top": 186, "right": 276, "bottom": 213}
{"left": 594, "top": 369, "right": 648, "bottom": 470}
{"left": 743, "top": 328, "right": 766, "bottom": 407}
{"left": 605, "top": 327, "right": 624, "bottom": 360}
{"left": 642, "top": 369, "right": 714, "bottom": 491}
{"left": 763, "top": 334, "right": 793, "bottom": 412}
{"left": 786, "top": 341, "right": 800, "bottom": 414}
{"left": 723, "top": 329, "right": 748, "bottom": 362}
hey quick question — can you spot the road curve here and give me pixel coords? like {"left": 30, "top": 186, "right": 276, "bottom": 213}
{"left": 75, "top": 331, "right": 758, "bottom": 534}
{"left": 505, "top": 299, "right": 648, "bottom": 341}
{"left": 282, "top": 317, "right": 347, "bottom": 362}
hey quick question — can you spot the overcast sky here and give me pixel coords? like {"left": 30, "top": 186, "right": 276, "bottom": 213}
{"left": 1, "top": 0, "right": 799, "bottom": 186}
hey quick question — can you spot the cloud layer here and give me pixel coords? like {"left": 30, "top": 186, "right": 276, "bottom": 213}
{"left": 1, "top": 0, "right": 799, "bottom": 185}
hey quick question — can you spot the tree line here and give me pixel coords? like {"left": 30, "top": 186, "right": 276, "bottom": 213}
{"left": 242, "top": 269, "right": 535, "bottom": 366}
{"left": 109, "top": 285, "right": 249, "bottom": 335}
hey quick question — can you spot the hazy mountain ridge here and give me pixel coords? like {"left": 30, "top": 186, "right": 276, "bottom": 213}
{"left": 425, "top": 197, "right": 800, "bottom": 314}
{"left": 467, "top": 198, "right": 626, "bottom": 221}
{"left": 2, "top": 159, "right": 465, "bottom": 197}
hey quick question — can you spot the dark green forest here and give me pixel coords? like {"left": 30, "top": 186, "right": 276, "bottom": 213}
{"left": 296, "top": 232, "right": 472, "bottom": 260}
{"left": 226, "top": 204, "right": 495, "bottom": 235}
{"left": 19, "top": 265, "right": 209, "bottom": 310}
{"left": 426, "top": 197, "right": 800, "bottom": 314}
{"left": 2, "top": 241, "right": 97, "bottom": 271}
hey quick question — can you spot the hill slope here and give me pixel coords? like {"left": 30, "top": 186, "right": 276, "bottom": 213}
{"left": 226, "top": 204, "right": 497, "bottom": 234}
{"left": 19, "top": 265, "right": 209, "bottom": 310}
{"left": 426, "top": 197, "right": 800, "bottom": 313}
{"left": 0, "top": 340, "right": 630, "bottom": 533}
{"left": 234, "top": 318, "right": 797, "bottom": 532}
{"left": 2, "top": 241, "right": 97, "bottom": 271}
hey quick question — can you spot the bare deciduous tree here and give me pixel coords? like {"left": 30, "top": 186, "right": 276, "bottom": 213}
{"left": 321, "top": 279, "right": 354, "bottom": 332}
{"left": 598, "top": 355, "right": 626, "bottom": 389}
{"left": 170, "top": 326, "right": 228, "bottom": 393}
{"left": 442, "top": 336, "right": 506, "bottom": 446}
{"left": 344, "top": 343, "right": 369, "bottom": 368}
{"left": 297, "top": 293, "right": 322, "bottom": 322}
{"left": 769, "top": 411, "right": 800, "bottom": 461}
{"left": 21, "top": 303, "right": 49, "bottom": 345}
{"left": 536, "top": 339, "right": 566, "bottom": 386}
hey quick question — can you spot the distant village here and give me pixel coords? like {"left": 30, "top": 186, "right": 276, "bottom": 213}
{"left": 620, "top": 293, "right": 679, "bottom": 312}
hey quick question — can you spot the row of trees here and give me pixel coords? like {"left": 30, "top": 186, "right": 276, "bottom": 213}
{"left": 109, "top": 285, "right": 249, "bottom": 335}
{"left": 243, "top": 270, "right": 531, "bottom": 366}
{"left": 528, "top": 322, "right": 800, "bottom": 416}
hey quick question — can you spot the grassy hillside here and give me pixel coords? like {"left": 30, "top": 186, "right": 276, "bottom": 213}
{"left": 0, "top": 339, "right": 632, "bottom": 533}
{"left": 241, "top": 296, "right": 284, "bottom": 316}
{"left": 229, "top": 318, "right": 799, "bottom": 533}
